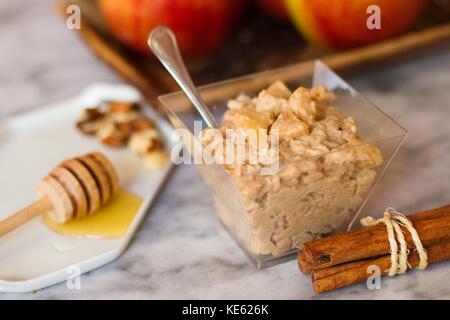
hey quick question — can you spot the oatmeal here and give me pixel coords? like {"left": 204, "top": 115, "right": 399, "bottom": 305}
{"left": 200, "top": 81, "right": 383, "bottom": 256}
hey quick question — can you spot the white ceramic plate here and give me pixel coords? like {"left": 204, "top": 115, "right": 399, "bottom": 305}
{"left": 0, "top": 83, "right": 173, "bottom": 293}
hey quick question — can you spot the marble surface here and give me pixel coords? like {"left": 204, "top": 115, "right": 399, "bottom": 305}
{"left": 1, "top": 1, "right": 450, "bottom": 299}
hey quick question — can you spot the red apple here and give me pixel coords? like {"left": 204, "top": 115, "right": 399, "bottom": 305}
{"left": 98, "top": 0, "right": 246, "bottom": 58}
{"left": 285, "top": 0, "right": 427, "bottom": 48}
{"left": 257, "top": 0, "right": 289, "bottom": 21}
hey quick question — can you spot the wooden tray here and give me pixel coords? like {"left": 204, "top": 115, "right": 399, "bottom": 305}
{"left": 57, "top": 0, "right": 450, "bottom": 111}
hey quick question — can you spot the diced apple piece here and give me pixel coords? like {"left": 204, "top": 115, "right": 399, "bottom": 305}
{"left": 267, "top": 81, "right": 292, "bottom": 99}
{"left": 270, "top": 110, "right": 309, "bottom": 140}
{"left": 287, "top": 87, "right": 317, "bottom": 126}
{"left": 310, "top": 85, "right": 335, "bottom": 119}
{"left": 346, "top": 138, "right": 384, "bottom": 169}
{"left": 227, "top": 94, "right": 252, "bottom": 110}
{"left": 224, "top": 110, "right": 274, "bottom": 131}
{"left": 255, "top": 90, "right": 288, "bottom": 115}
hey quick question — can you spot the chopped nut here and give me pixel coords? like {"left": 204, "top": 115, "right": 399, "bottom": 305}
{"left": 96, "top": 119, "right": 115, "bottom": 139}
{"left": 75, "top": 100, "right": 168, "bottom": 168}
{"left": 108, "top": 101, "right": 139, "bottom": 113}
{"left": 116, "top": 121, "right": 134, "bottom": 137}
{"left": 110, "top": 110, "right": 139, "bottom": 123}
{"left": 97, "top": 121, "right": 128, "bottom": 148}
{"left": 128, "top": 129, "right": 163, "bottom": 156}
{"left": 77, "top": 122, "right": 101, "bottom": 136}
{"left": 76, "top": 108, "right": 105, "bottom": 135}
{"left": 270, "top": 110, "right": 309, "bottom": 140}
{"left": 132, "top": 117, "right": 155, "bottom": 131}
{"left": 101, "top": 135, "right": 128, "bottom": 148}
{"left": 77, "top": 108, "right": 104, "bottom": 122}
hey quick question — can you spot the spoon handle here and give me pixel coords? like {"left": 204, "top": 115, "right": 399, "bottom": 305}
{"left": 148, "top": 26, "right": 218, "bottom": 128}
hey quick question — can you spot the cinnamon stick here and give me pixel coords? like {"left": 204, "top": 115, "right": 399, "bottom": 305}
{"left": 298, "top": 251, "right": 311, "bottom": 274}
{"left": 312, "top": 240, "right": 450, "bottom": 294}
{"left": 301, "top": 205, "right": 450, "bottom": 271}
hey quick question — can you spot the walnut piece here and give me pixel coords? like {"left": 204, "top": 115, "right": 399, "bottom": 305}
{"left": 108, "top": 101, "right": 139, "bottom": 113}
{"left": 76, "top": 108, "right": 106, "bottom": 136}
{"left": 75, "top": 101, "right": 166, "bottom": 169}
{"left": 97, "top": 121, "right": 128, "bottom": 148}
{"left": 128, "top": 129, "right": 163, "bottom": 156}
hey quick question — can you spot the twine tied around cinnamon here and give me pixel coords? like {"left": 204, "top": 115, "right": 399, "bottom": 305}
{"left": 360, "top": 208, "right": 428, "bottom": 276}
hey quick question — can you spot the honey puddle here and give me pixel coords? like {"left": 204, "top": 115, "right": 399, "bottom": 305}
{"left": 43, "top": 190, "right": 142, "bottom": 238}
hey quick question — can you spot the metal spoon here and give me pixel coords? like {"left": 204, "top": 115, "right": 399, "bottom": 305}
{"left": 148, "top": 26, "right": 218, "bottom": 129}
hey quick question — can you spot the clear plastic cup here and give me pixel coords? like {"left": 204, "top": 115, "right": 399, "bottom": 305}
{"left": 159, "top": 61, "right": 407, "bottom": 268}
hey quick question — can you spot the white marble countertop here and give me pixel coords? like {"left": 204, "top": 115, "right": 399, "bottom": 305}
{"left": 1, "top": 0, "right": 449, "bottom": 299}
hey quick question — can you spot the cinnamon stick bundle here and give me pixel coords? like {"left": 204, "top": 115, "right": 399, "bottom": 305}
{"left": 313, "top": 240, "right": 450, "bottom": 294}
{"left": 297, "top": 204, "right": 450, "bottom": 294}
{"left": 301, "top": 205, "right": 450, "bottom": 271}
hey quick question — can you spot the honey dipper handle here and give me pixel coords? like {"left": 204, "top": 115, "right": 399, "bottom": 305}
{"left": 0, "top": 197, "right": 52, "bottom": 237}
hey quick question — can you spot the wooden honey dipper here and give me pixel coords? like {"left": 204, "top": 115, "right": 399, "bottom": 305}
{"left": 0, "top": 152, "right": 119, "bottom": 237}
